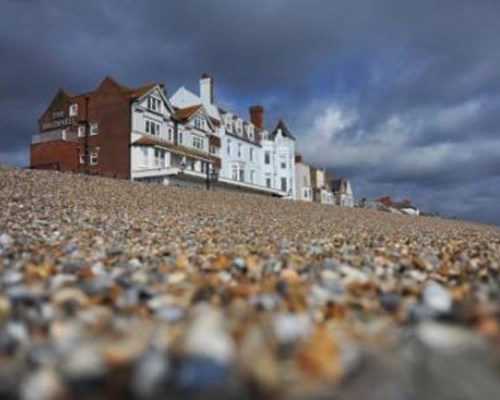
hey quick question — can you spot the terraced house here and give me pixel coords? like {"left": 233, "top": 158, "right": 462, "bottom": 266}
{"left": 30, "top": 74, "right": 354, "bottom": 205}
{"left": 170, "top": 74, "right": 296, "bottom": 196}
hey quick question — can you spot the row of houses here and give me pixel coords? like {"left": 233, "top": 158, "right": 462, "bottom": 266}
{"left": 30, "top": 74, "right": 354, "bottom": 206}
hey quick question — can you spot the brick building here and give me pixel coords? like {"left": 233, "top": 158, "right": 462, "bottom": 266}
{"left": 31, "top": 77, "right": 221, "bottom": 187}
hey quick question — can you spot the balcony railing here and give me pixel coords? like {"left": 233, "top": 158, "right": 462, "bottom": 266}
{"left": 31, "top": 130, "right": 79, "bottom": 144}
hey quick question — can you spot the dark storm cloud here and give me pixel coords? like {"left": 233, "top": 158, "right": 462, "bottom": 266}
{"left": 1, "top": 0, "right": 500, "bottom": 224}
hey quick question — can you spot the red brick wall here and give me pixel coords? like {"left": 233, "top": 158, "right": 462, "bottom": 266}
{"left": 30, "top": 141, "right": 80, "bottom": 172}
{"left": 33, "top": 77, "right": 132, "bottom": 179}
{"left": 85, "top": 78, "right": 131, "bottom": 179}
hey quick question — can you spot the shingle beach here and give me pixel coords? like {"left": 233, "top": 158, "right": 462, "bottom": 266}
{"left": 1, "top": 166, "right": 499, "bottom": 399}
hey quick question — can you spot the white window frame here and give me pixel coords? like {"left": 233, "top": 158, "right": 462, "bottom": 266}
{"left": 90, "top": 123, "right": 99, "bottom": 136}
{"left": 69, "top": 103, "right": 78, "bottom": 117}
{"left": 231, "top": 164, "right": 238, "bottom": 181}
{"left": 192, "top": 136, "right": 204, "bottom": 150}
{"left": 280, "top": 155, "right": 287, "bottom": 169}
{"left": 265, "top": 152, "right": 271, "bottom": 165}
{"left": 79, "top": 153, "right": 85, "bottom": 165}
{"left": 78, "top": 126, "right": 85, "bottom": 138}
{"left": 90, "top": 152, "right": 98, "bottom": 165}
{"left": 281, "top": 177, "right": 287, "bottom": 192}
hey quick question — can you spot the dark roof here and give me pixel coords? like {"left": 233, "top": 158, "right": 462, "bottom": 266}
{"left": 332, "top": 178, "right": 349, "bottom": 193}
{"left": 270, "top": 119, "right": 296, "bottom": 141}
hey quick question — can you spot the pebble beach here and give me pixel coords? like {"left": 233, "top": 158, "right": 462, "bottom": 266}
{"left": 1, "top": 166, "right": 499, "bottom": 399}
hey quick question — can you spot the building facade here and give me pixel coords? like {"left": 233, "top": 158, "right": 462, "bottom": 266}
{"left": 31, "top": 74, "right": 354, "bottom": 205}
{"left": 294, "top": 154, "right": 312, "bottom": 202}
{"left": 332, "top": 178, "right": 354, "bottom": 207}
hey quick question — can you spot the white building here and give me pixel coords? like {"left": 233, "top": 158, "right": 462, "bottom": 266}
{"left": 311, "top": 167, "right": 335, "bottom": 205}
{"left": 261, "top": 120, "right": 296, "bottom": 198}
{"left": 332, "top": 178, "right": 354, "bottom": 207}
{"left": 294, "top": 155, "right": 313, "bottom": 202}
{"left": 170, "top": 74, "right": 285, "bottom": 196}
{"left": 130, "top": 84, "right": 218, "bottom": 188}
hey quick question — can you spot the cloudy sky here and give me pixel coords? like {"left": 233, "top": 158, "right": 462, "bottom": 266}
{"left": 1, "top": 0, "right": 500, "bottom": 224}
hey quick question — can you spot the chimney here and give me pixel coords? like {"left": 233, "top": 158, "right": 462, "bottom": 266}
{"left": 200, "top": 73, "right": 214, "bottom": 104}
{"left": 249, "top": 105, "right": 264, "bottom": 130}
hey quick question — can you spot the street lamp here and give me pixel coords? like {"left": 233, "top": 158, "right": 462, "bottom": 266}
{"left": 206, "top": 163, "right": 219, "bottom": 190}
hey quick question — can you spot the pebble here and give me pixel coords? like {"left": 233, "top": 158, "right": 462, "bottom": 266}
{"left": 422, "top": 281, "right": 453, "bottom": 314}
{"left": 273, "top": 313, "right": 311, "bottom": 344}
{"left": 184, "top": 308, "right": 235, "bottom": 364}
{"left": 0, "top": 166, "right": 499, "bottom": 398}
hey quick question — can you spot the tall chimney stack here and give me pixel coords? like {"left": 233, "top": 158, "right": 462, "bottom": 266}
{"left": 249, "top": 105, "right": 264, "bottom": 130}
{"left": 200, "top": 73, "right": 214, "bottom": 104}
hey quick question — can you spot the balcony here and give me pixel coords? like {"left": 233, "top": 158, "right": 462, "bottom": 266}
{"left": 31, "top": 130, "right": 79, "bottom": 145}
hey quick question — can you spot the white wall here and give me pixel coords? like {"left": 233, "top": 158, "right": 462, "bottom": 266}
{"left": 295, "top": 162, "right": 312, "bottom": 201}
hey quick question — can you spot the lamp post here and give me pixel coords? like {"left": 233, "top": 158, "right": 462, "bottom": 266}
{"left": 206, "top": 162, "right": 219, "bottom": 190}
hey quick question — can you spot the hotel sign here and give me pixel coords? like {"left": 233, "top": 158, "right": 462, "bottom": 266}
{"left": 42, "top": 117, "right": 76, "bottom": 131}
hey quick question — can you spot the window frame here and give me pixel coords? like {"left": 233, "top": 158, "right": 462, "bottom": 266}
{"left": 90, "top": 152, "right": 98, "bottom": 165}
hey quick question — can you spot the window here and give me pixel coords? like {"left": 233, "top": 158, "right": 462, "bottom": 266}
{"left": 90, "top": 153, "right": 98, "bottom": 165}
{"left": 266, "top": 178, "right": 271, "bottom": 188}
{"left": 192, "top": 136, "right": 204, "bottom": 150}
{"left": 265, "top": 152, "right": 271, "bottom": 165}
{"left": 79, "top": 153, "right": 85, "bottom": 164}
{"left": 238, "top": 143, "right": 242, "bottom": 158}
{"left": 303, "top": 188, "right": 309, "bottom": 199}
{"left": 168, "top": 128, "right": 173, "bottom": 142}
{"left": 90, "top": 123, "right": 98, "bottom": 136}
{"left": 69, "top": 103, "right": 78, "bottom": 117}
{"left": 145, "top": 120, "right": 160, "bottom": 136}
{"left": 154, "top": 149, "right": 165, "bottom": 167}
{"left": 141, "top": 148, "right": 148, "bottom": 166}
{"left": 303, "top": 176, "right": 308, "bottom": 186}
{"left": 239, "top": 168, "right": 245, "bottom": 182}
{"left": 281, "top": 177, "right": 287, "bottom": 192}
{"left": 179, "top": 132, "right": 183, "bottom": 145}
{"left": 231, "top": 164, "right": 238, "bottom": 181}
{"left": 250, "top": 170, "right": 256, "bottom": 184}
{"left": 194, "top": 117, "right": 204, "bottom": 130}
{"left": 280, "top": 156, "right": 286, "bottom": 169}
{"left": 227, "top": 139, "right": 231, "bottom": 155}
{"left": 210, "top": 145, "right": 217, "bottom": 155}
{"left": 78, "top": 126, "right": 85, "bottom": 138}
{"left": 147, "top": 97, "right": 161, "bottom": 112}
{"left": 249, "top": 148, "right": 254, "bottom": 161}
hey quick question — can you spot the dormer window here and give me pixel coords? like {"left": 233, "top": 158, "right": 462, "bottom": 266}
{"left": 147, "top": 97, "right": 161, "bottom": 112}
{"left": 69, "top": 103, "right": 78, "bottom": 117}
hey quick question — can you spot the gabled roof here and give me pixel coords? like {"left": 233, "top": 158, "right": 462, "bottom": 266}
{"left": 270, "top": 119, "right": 296, "bottom": 141}
{"left": 129, "top": 83, "right": 158, "bottom": 99}
{"left": 175, "top": 104, "right": 202, "bottom": 121}
{"left": 174, "top": 104, "right": 216, "bottom": 133}
{"left": 332, "top": 178, "right": 350, "bottom": 193}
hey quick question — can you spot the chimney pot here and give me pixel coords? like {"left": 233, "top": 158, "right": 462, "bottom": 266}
{"left": 249, "top": 105, "right": 264, "bottom": 130}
